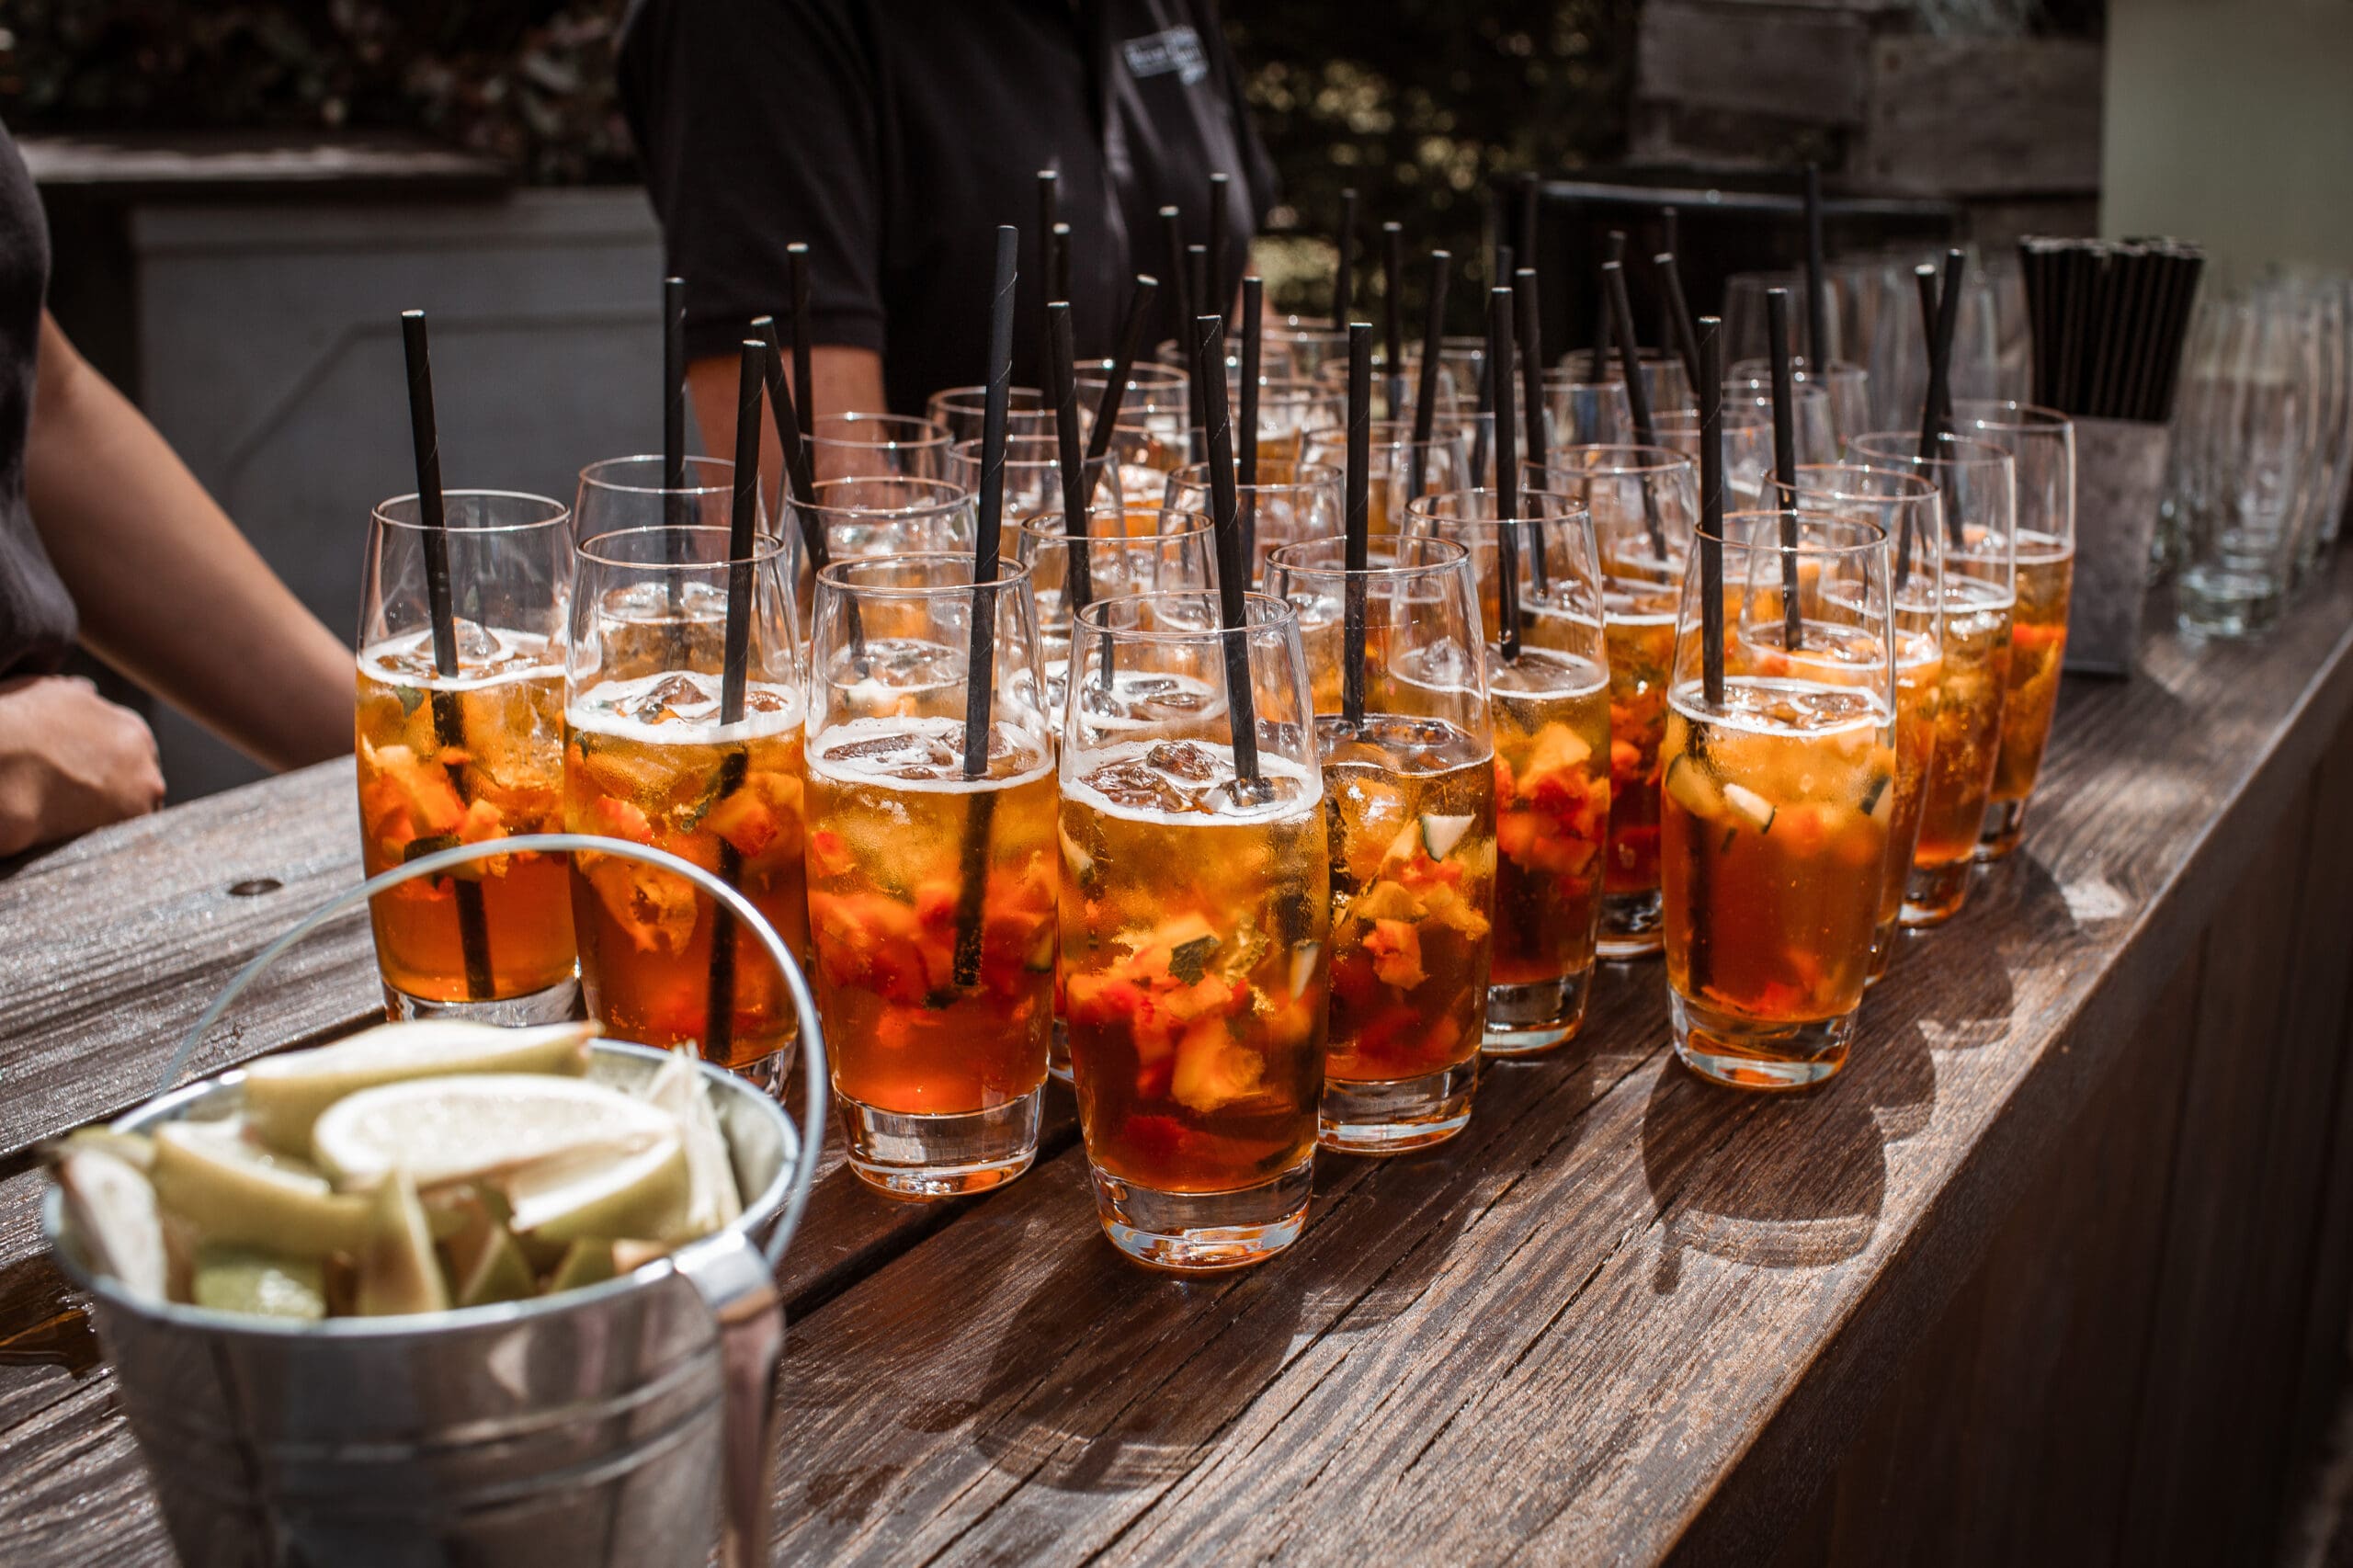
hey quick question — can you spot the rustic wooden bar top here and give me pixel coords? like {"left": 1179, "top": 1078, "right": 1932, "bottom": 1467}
{"left": 4, "top": 562, "right": 2351, "bottom": 1565}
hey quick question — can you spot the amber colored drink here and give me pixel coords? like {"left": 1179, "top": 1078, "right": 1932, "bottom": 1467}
{"left": 356, "top": 631, "right": 575, "bottom": 1006}
{"left": 1981, "top": 539, "right": 2073, "bottom": 855}
{"left": 1320, "top": 718, "right": 1494, "bottom": 1119}
{"left": 1061, "top": 743, "right": 1330, "bottom": 1196}
{"left": 1904, "top": 579, "right": 2012, "bottom": 926}
{"left": 563, "top": 670, "right": 809, "bottom": 1074}
{"left": 804, "top": 718, "right": 1057, "bottom": 1119}
{"left": 1496, "top": 654, "right": 1609, "bottom": 993}
{"left": 1662, "top": 681, "right": 1895, "bottom": 1085}
{"left": 1870, "top": 632, "right": 1942, "bottom": 979}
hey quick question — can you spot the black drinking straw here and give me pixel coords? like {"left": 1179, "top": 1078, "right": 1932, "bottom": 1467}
{"left": 1036, "top": 169, "right": 1059, "bottom": 345}
{"left": 1518, "top": 171, "right": 1540, "bottom": 278}
{"left": 1051, "top": 221, "right": 1072, "bottom": 304}
{"left": 1208, "top": 171, "right": 1231, "bottom": 327}
{"left": 1697, "top": 316, "right": 1725, "bottom": 708}
{"left": 1917, "top": 249, "right": 1968, "bottom": 548}
{"left": 1656, "top": 206, "right": 1680, "bottom": 349}
{"left": 1513, "top": 266, "right": 1552, "bottom": 600}
{"left": 1655, "top": 252, "right": 1704, "bottom": 403}
{"left": 663, "top": 277, "right": 688, "bottom": 491}
{"left": 1603, "top": 260, "right": 1668, "bottom": 557}
{"left": 1333, "top": 187, "right": 1358, "bottom": 329}
{"left": 1342, "top": 322, "right": 1373, "bottom": 727}
{"left": 703, "top": 337, "right": 766, "bottom": 1062}
{"left": 399, "top": 309, "right": 493, "bottom": 1000}
{"left": 1047, "top": 302, "right": 1093, "bottom": 613}
{"left": 1595, "top": 229, "right": 1625, "bottom": 369}
{"left": 1194, "top": 315, "right": 1262, "bottom": 783}
{"left": 1187, "top": 244, "right": 1211, "bottom": 461}
{"left": 953, "top": 226, "right": 1019, "bottom": 989}
{"left": 1765, "top": 289, "right": 1804, "bottom": 651}
{"left": 1082, "top": 274, "right": 1160, "bottom": 505}
{"left": 1381, "top": 222, "right": 1406, "bottom": 416}
{"left": 1409, "top": 249, "right": 1452, "bottom": 503}
{"left": 751, "top": 313, "right": 827, "bottom": 580}
{"left": 1929, "top": 247, "right": 1966, "bottom": 440}
{"left": 1162, "top": 205, "right": 1193, "bottom": 351}
{"left": 1488, "top": 287, "right": 1523, "bottom": 665}
{"left": 1240, "top": 275, "right": 1263, "bottom": 573}
{"left": 787, "top": 244, "right": 814, "bottom": 440}
{"left": 1803, "top": 165, "right": 1830, "bottom": 367}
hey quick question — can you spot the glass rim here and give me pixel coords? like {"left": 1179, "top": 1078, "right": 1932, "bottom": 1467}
{"left": 1070, "top": 587, "right": 1299, "bottom": 641}
{"left": 1654, "top": 405, "right": 1771, "bottom": 431}
{"left": 1786, "top": 462, "right": 1939, "bottom": 504}
{"left": 1075, "top": 359, "right": 1189, "bottom": 387}
{"left": 806, "top": 413, "right": 953, "bottom": 449}
{"left": 1404, "top": 486, "right": 1590, "bottom": 526}
{"left": 926, "top": 384, "right": 1049, "bottom": 413}
{"left": 1949, "top": 399, "right": 2074, "bottom": 437}
{"left": 1846, "top": 430, "right": 2014, "bottom": 472}
{"left": 372, "top": 489, "right": 570, "bottom": 535}
{"left": 949, "top": 435, "right": 1091, "bottom": 465}
{"left": 813, "top": 550, "right": 1032, "bottom": 596}
{"left": 574, "top": 522, "right": 788, "bottom": 567}
{"left": 1728, "top": 355, "right": 1868, "bottom": 380}
{"left": 576, "top": 455, "right": 741, "bottom": 498}
{"left": 1301, "top": 422, "right": 1464, "bottom": 450}
{"left": 1263, "top": 533, "right": 1472, "bottom": 583}
{"left": 1016, "top": 504, "right": 1215, "bottom": 540}
{"left": 1541, "top": 443, "right": 1695, "bottom": 478}
{"left": 1705, "top": 509, "right": 1891, "bottom": 557}
{"left": 1164, "top": 459, "right": 1343, "bottom": 494}
{"left": 796, "top": 476, "right": 975, "bottom": 519}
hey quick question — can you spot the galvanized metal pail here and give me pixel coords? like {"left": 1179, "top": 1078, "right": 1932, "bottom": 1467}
{"left": 43, "top": 834, "right": 826, "bottom": 1568}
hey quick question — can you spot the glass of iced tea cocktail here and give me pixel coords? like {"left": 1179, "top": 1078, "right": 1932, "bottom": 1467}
{"left": 1663, "top": 510, "right": 1897, "bottom": 1088}
{"left": 1788, "top": 464, "right": 1947, "bottom": 984}
{"left": 1164, "top": 461, "right": 1343, "bottom": 589}
{"left": 1849, "top": 432, "right": 2018, "bottom": 926}
{"left": 1955, "top": 402, "right": 2075, "bottom": 860}
{"left": 1407, "top": 487, "right": 1613, "bottom": 1051}
{"left": 1534, "top": 445, "right": 1701, "bottom": 960}
{"left": 563, "top": 521, "right": 806, "bottom": 1089}
{"left": 1265, "top": 536, "right": 1495, "bottom": 1152}
{"left": 357, "top": 490, "right": 577, "bottom": 1021}
{"left": 804, "top": 553, "right": 1058, "bottom": 1197}
{"left": 1060, "top": 591, "right": 1330, "bottom": 1268}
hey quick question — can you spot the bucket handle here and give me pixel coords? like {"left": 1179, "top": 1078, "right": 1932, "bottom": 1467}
{"left": 160, "top": 833, "right": 828, "bottom": 1568}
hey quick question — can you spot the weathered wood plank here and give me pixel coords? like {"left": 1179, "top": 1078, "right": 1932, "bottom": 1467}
{"left": 1635, "top": 1, "right": 1872, "bottom": 126}
{"left": 2291, "top": 720, "right": 2353, "bottom": 1473}
{"left": 1853, "top": 37, "right": 2104, "bottom": 198}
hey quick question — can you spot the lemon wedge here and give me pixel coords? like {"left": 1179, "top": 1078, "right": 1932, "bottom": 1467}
{"left": 312, "top": 1074, "right": 676, "bottom": 1192}
{"left": 57, "top": 1148, "right": 167, "bottom": 1303}
{"left": 355, "top": 1168, "right": 449, "bottom": 1316}
{"left": 642, "top": 1051, "right": 743, "bottom": 1236}
{"left": 244, "top": 1019, "right": 597, "bottom": 1154}
{"left": 504, "top": 1135, "right": 690, "bottom": 1248}
{"left": 151, "top": 1119, "right": 370, "bottom": 1257}
{"left": 192, "top": 1244, "right": 326, "bottom": 1321}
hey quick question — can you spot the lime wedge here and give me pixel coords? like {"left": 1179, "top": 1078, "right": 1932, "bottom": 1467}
{"left": 505, "top": 1134, "right": 689, "bottom": 1248}
{"left": 151, "top": 1119, "right": 370, "bottom": 1258}
{"left": 449, "top": 1221, "right": 536, "bottom": 1309}
{"left": 355, "top": 1168, "right": 450, "bottom": 1316}
{"left": 192, "top": 1244, "right": 326, "bottom": 1321}
{"left": 546, "top": 1237, "right": 615, "bottom": 1294}
{"left": 57, "top": 1148, "right": 167, "bottom": 1303}
{"left": 313, "top": 1074, "right": 677, "bottom": 1192}
{"left": 642, "top": 1051, "right": 743, "bottom": 1237}
{"left": 47, "top": 1127, "right": 155, "bottom": 1173}
{"left": 245, "top": 1019, "right": 598, "bottom": 1155}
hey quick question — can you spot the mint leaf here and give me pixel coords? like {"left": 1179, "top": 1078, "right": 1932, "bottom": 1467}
{"left": 1168, "top": 934, "right": 1220, "bottom": 987}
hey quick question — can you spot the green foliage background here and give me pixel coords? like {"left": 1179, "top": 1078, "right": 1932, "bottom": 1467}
{"left": 0, "top": 2, "right": 1636, "bottom": 320}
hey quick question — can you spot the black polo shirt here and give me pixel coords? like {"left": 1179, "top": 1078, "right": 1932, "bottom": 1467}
{"left": 0, "top": 120, "right": 73, "bottom": 680}
{"left": 617, "top": 0, "right": 1274, "bottom": 416}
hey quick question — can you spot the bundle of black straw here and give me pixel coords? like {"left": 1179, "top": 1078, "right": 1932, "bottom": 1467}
{"left": 2019, "top": 236, "right": 2206, "bottom": 422}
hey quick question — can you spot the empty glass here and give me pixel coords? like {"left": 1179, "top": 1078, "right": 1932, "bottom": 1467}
{"left": 805, "top": 413, "right": 953, "bottom": 483}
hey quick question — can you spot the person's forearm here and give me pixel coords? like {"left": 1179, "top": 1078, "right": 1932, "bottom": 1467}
{"left": 23, "top": 315, "right": 351, "bottom": 772}
{"left": 690, "top": 345, "right": 888, "bottom": 487}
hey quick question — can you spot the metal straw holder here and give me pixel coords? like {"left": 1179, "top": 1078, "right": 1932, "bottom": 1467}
{"left": 2067, "top": 415, "right": 2175, "bottom": 676}
{"left": 42, "top": 835, "right": 827, "bottom": 1568}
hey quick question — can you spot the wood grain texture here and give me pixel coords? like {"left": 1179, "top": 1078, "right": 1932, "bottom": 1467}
{"left": 1854, "top": 37, "right": 2104, "bottom": 198}
{"left": 2292, "top": 720, "right": 2353, "bottom": 1471}
{"left": 0, "top": 560, "right": 2349, "bottom": 1566}
{"left": 1634, "top": 1, "right": 1871, "bottom": 126}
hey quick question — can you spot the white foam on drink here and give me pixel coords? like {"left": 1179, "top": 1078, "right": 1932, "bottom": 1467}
{"left": 1668, "top": 677, "right": 1889, "bottom": 740}
{"left": 567, "top": 669, "right": 805, "bottom": 744}
{"left": 808, "top": 714, "right": 1053, "bottom": 792}
{"left": 359, "top": 626, "right": 557, "bottom": 690}
{"left": 1063, "top": 739, "right": 1320, "bottom": 826}
{"left": 1484, "top": 645, "right": 1608, "bottom": 702}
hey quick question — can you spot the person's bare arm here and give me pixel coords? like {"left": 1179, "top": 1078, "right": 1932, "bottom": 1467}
{"left": 688, "top": 345, "right": 888, "bottom": 485}
{"left": 22, "top": 313, "right": 350, "bottom": 772}
{"left": 0, "top": 675, "right": 165, "bottom": 857}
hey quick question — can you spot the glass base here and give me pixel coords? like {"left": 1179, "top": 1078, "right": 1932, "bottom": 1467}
{"left": 1902, "top": 858, "right": 1976, "bottom": 926}
{"left": 1864, "top": 915, "right": 1901, "bottom": 987}
{"left": 1318, "top": 1060, "right": 1476, "bottom": 1154}
{"left": 381, "top": 974, "right": 580, "bottom": 1027}
{"left": 1598, "top": 889, "right": 1664, "bottom": 960}
{"left": 837, "top": 1091, "right": 1041, "bottom": 1200}
{"left": 1092, "top": 1157, "right": 1313, "bottom": 1272}
{"left": 1670, "top": 988, "right": 1855, "bottom": 1090}
{"left": 1482, "top": 969, "right": 1592, "bottom": 1056}
{"left": 2177, "top": 564, "right": 2283, "bottom": 640}
{"left": 727, "top": 1046, "right": 796, "bottom": 1098}
{"left": 1049, "top": 1019, "right": 1073, "bottom": 1085}
{"left": 1974, "top": 797, "right": 2029, "bottom": 862}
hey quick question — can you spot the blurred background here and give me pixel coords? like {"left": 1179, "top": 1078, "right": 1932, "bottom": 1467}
{"left": 3, "top": 0, "right": 2348, "bottom": 799}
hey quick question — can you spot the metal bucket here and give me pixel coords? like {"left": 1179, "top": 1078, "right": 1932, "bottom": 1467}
{"left": 42, "top": 835, "right": 827, "bottom": 1568}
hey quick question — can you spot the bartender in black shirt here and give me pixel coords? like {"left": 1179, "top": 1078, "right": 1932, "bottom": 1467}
{"left": 617, "top": 0, "right": 1273, "bottom": 463}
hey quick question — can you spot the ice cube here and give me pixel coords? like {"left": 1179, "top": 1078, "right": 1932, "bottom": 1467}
{"left": 886, "top": 765, "right": 944, "bottom": 782}
{"left": 1144, "top": 741, "right": 1220, "bottom": 782}
{"left": 1212, "top": 776, "right": 1281, "bottom": 812}
{"left": 744, "top": 688, "right": 790, "bottom": 714}
{"left": 1084, "top": 761, "right": 1192, "bottom": 813}
{"left": 628, "top": 674, "right": 711, "bottom": 723}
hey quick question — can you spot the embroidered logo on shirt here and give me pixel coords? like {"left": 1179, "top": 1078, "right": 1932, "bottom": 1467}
{"left": 1122, "top": 26, "right": 1208, "bottom": 86}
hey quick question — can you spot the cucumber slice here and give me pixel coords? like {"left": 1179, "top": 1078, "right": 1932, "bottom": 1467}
{"left": 1419, "top": 812, "right": 1476, "bottom": 860}
{"left": 1289, "top": 942, "right": 1323, "bottom": 1000}
{"left": 1722, "top": 783, "right": 1777, "bottom": 834}
{"left": 1664, "top": 753, "right": 1726, "bottom": 822}
{"left": 1859, "top": 769, "right": 1894, "bottom": 821}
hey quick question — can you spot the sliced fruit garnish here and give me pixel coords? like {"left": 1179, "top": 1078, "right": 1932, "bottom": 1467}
{"left": 313, "top": 1074, "right": 679, "bottom": 1193}
{"left": 504, "top": 1134, "right": 689, "bottom": 1247}
{"left": 1289, "top": 942, "right": 1323, "bottom": 1000}
{"left": 151, "top": 1119, "right": 370, "bottom": 1257}
{"left": 1722, "top": 782, "right": 1777, "bottom": 833}
{"left": 1663, "top": 753, "right": 1725, "bottom": 821}
{"left": 193, "top": 1244, "right": 327, "bottom": 1321}
{"left": 641, "top": 1051, "right": 744, "bottom": 1236}
{"left": 1170, "top": 1017, "right": 1264, "bottom": 1113}
{"left": 1860, "top": 769, "right": 1893, "bottom": 821}
{"left": 448, "top": 1220, "right": 536, "bottom": 1309}
{"left": 57, "top": 1148, "right": 166, "bottom": 1302}
{"left": 45, "top": 1127, "right": 155, "bottom": 1173}
{"left": 1418, "top": 812, "right": 1476, "bottom": 860}
{"left": 547, "top": 1237, "right": 616, "bottom": 1293}
{"left": 355, "top": 1167, "right": 449, "bottom": 1316}
{"left": 244, "top": 1019, "right": 598, "bottom": 1155}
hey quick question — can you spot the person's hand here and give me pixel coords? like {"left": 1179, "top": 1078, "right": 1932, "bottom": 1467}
{"left": 0, "top": 675, "right": 165, "bottom": 857}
